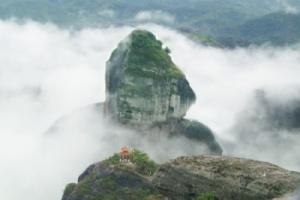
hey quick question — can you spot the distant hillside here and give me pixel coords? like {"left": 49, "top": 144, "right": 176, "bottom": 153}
{"left": 1, "top": 0, "right": 300, "bottom": 47}
{"left": 0, "top": 0, "right": 279, "bottom": 28}
{"left": 218, "top": 12, "right": 300, "bottom": 47}
{"left": 239, "top": 12, "right": 300, "bottom": 45}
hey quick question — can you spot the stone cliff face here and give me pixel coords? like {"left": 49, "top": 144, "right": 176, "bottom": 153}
{"left": 105, "top": 30, "right": 195, "bottom": 126}
{"left": 62, "top": 153, "right": 300, "bottom": 200}
{"left": 103, "top": 29, "right": 222, "bottom": 154}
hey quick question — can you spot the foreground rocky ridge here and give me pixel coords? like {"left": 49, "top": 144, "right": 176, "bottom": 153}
{"left": 62, "top": 153, "right": 300, "bottom": 200}
{"left": 153, "top": 156, "right": 300, "bottom": 200}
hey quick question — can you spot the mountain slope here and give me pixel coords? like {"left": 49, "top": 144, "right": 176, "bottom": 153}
{"left": 238, "top": 12, "right": 300, "bottom": 45}
{"left": 1, "top": 0, "right": 300, "bottom": 47}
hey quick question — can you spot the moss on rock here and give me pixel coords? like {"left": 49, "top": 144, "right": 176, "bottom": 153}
{"left": 103, "top": 149, "right": 158, "bottom": 177}
{"left": 125, "top": 30, "right": 184, "bottom": 80}
{"left": 105, "top": 29, "right": 196, "bottom": 126}
{"left": 62, "top": 183, "right": 77, "bottom": 200}
{"left": 131, "top": 149, "right": 158, "bottom": 176}
{"left": 196, "top": 192, "right": 219, "bottom": 200}
{"left": 62, "top": 150, "right": 161, "bottom": 200}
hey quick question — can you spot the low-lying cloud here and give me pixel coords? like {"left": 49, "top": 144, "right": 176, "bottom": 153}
{"left": 277, "top": 0, "right": 299, "bottom": 14}
{"left": 97, "top": 9, "right": 115, "bottom": 18}
{"left": 135, "top": 10, "right": 175, "bottom": 24}
{"left": 1, "top": 20, "right": 300, "bottom": 200}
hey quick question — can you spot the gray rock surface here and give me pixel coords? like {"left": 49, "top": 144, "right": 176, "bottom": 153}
{"left": 62, "top": 154, "right": 300, "bottom": 200}
{"left": 152, "top": 155, "right": 300, "bottom": 200}
{"left": 105, "top": 29, "right": 196, "bottom": 126}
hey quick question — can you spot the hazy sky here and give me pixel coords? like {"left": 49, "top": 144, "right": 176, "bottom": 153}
{"left": 1, "top": 20, "right": 300, "bottom": 200}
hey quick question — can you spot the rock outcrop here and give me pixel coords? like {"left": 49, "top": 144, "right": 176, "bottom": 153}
{"left": 105, "top": 30, "right": 195, "bottom": 126}
{"left": 153, "top": 155, "right": 300, "bottom": 200}
{"left": 103, "top": 29, "right": 222, "bottom": 154}
{"left": 62, "top": 153, "right": 300, "bottom": 200}
{"left": 62, "top": 150, "right": 162, "bottom": 200}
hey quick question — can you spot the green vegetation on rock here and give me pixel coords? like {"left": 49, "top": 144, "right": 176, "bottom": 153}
{"left": 103, "top": 153, "right": 120, "bottom": 165}
{"left": 62, "top": 150, "right": 160, "bottom": 200}
{"left": 168, "top": 119, "right": 223, "bottom": 154}
{"left": 189, "top": 33, "right": 224, "bottom": 48}
{"left": 106, "top": 29, "right": 196, "bottom": 126}
{"left": 104, "top": 149, "right": 158, "bottom": 176}
{"left": 196, "top": 192, "right": 218, "bottom": 200}
{"left": 131, "top": 149, "right": 158, "bottom": 176}
{"left": 69, "top": 170, "right": 156, "bottom": 200}
{"left": 126, "top": 30, "right": 183, "bottom": 80}
{"left": 62, "top": 183, "right": 77, "bottom": 200}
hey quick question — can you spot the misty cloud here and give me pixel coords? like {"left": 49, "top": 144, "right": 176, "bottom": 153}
{"left": 0, "top": 20, "right": 132, "bottom": 200}
{"left": 1, "top": 20, "right": 300, "bottom": 200}
{"left": 135, "top": 10, "right": 175, "bottom": 24}
{"left": 97, "top": 9, "right": 115, "bottom": 18}
{"left": 277, "top": 0, "right": 299, "bottom": 14}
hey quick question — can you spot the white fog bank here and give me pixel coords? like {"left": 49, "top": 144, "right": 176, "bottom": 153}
{"left": 1, "top": 20, "right": 300, "bottom": 200}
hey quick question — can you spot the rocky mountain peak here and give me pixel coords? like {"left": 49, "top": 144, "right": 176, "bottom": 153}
{"left": 105, "top": 29, "right": 196, "bottom": 126}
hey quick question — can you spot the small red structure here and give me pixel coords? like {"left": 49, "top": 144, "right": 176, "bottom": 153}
{"left": 120, "top": 146, "right": 130, "bottom": 163}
